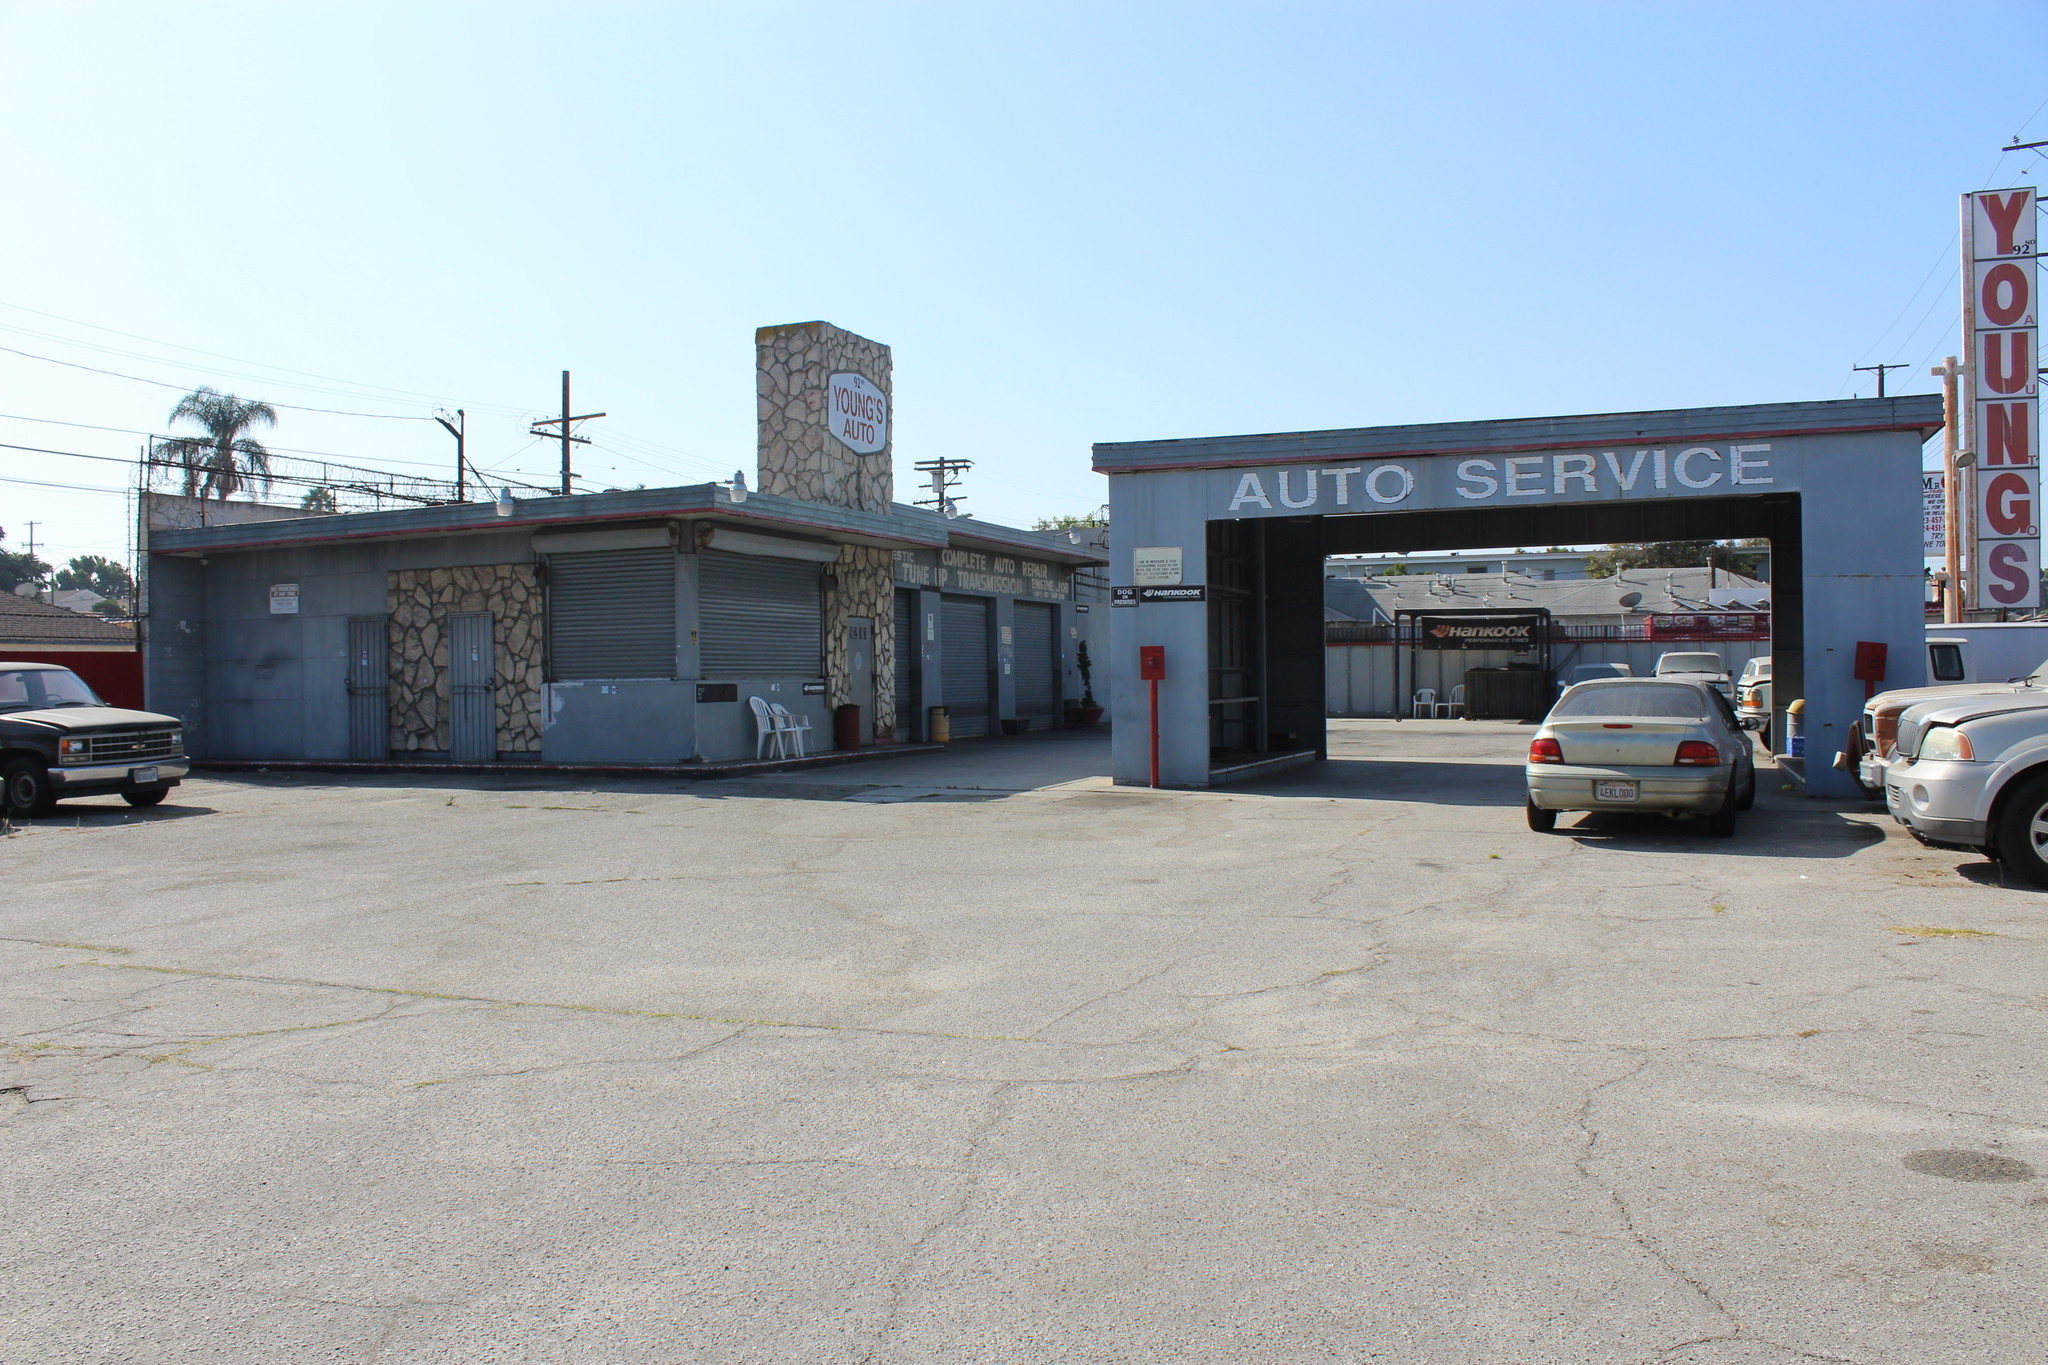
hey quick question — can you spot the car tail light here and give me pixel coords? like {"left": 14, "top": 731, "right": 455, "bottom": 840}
{"left": 1674, "top": 740, "right": 1722, "bottom": 765}
{"left": 1528, "top": 737, "right": 1563, "bottom": 764}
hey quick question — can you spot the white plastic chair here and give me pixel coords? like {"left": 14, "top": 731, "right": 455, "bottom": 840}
{"left": 749, "top": 696, "right": 785, "bottom": 759}
{"left": 1442, "top": 684, "right": 1466, "bottom": 718}
{"left": 769, "top": 702, "right": 812, "bottom": 758}
{"left": 1412, "top": 688, "right": 1438, "bottom": 718}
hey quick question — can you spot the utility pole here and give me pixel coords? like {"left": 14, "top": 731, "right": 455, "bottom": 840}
{"left": 1852, "top": 362, "right": 1909, "bottom": 397}
{"left": 434, "top": 410, "right": 466, "bottom": 501}
{"left": 1934, "top": 354, "right": 1964, "bottom": 623}
{"left": 912, "top": 457, "right": 973, "bottom": 515}
{"left": 528, "top": 371, "right": 606, "bottom": 496}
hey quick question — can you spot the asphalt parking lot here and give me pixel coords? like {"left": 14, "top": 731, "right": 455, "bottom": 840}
{"left": 4, "top": 719, "right": 2045, "bottom": 1364}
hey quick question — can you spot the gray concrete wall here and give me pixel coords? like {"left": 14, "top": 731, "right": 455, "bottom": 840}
{"left": 143, "top": 556, "right": 210, "bottom": 750}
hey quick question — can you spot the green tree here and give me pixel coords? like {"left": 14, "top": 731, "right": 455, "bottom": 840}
{"left": 158, "top": 387, "right": 277, "bottom": 500}
{"left": 1584, "top": 540, "right": 1767, "bottom": 579}
{"left": 1032, "top": 511, "right": 1108, "bottom": 530}
{"left": 1380, "top": 562, "right": 1410, "bottom": 576}
{"left": 53, "top": 555, "right": 133, "bottom": 601}
{"left": 300, "top": 486, "right": 339, "bottom": 513}
{"left": 0, "top": 526, "right": 50, "bottom": 592}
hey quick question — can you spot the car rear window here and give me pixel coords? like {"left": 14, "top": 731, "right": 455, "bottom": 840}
{"left": 1553, "top": 683, "right": 1711, "bottom": 719}
{"left": 1656, "top": 654, "right": 1723, "bottom": 675}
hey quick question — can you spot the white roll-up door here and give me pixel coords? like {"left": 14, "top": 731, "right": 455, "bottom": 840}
{"left": 699, "top": 550, "right": 823, "bottom": 678}
{"left": 940, "top": 595, "right": 990, "bottom": 738}
{"left": 1014, "top": 601, "right": 1057, "bottom": 726}
{"left": 547, "top": 547, "right": 677, "bottom": 680}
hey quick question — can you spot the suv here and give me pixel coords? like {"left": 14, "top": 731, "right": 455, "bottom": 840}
{"left": 1653, "top": 651, "right": 1733, "bottom": 701}
{"left": 1882, "top": 690, "right": 2048, "bottom": 885}
{"left": 0, "top": 663, "right": 188, "bottom": 816}
{"left": 1735, "top": 657, "right": 1772, "bottom": 740}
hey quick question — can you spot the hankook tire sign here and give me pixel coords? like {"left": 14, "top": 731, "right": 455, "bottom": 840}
{"left": 1418, "top": 618, "right": 1536, "bottom": 650}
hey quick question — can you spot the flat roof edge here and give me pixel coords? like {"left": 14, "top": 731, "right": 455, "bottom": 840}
{"left": 1092, "top": 396, "right": 1946, "bottom": 472}
{"left": 149, "top": 488, "right": 957, "bottom": 555}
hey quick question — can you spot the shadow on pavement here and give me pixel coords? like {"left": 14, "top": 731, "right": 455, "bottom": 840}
{"left": 1555, "top": 805, "right": 1886, "bottom": 858}
{"left": 7, "top": 800, "right": 218, "bottom": 827}
{"left": 1954, "top": 859, "right": 2043, "bottom": 892}
{"left": 172, "top": 729, "right": 1113, "bottom": 806}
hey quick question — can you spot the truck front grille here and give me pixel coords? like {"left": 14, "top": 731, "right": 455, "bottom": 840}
{"left": 79, "top": 728, "right": 182, "bottom": 763}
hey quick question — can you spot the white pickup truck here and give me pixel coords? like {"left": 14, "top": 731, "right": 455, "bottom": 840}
{"left": 1845, "top": 624, "right": 2048, "bottom": 795}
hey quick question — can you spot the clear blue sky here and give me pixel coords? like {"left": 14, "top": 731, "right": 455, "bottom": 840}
{"left": 3, "top": 1, "right": 2044, "bottom": 571}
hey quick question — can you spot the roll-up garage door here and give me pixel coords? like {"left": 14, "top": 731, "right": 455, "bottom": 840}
{"left": 893, "top": 589, "right": 918, "bottom": 741}
{"left": 699, "top": 550, "right": 823, "bottom": 678}
{"left": 547, "top": 547, "right": 676, "bottom": 680}
{"left": 940, "top": 595, "right": 991, "bottom": 738}
{"left": 1014, "top": 601, "right": 1057, "bottom": 727}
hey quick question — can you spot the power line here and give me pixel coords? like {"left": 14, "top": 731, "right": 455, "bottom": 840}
{"left": 0, "top": 410, "right": 494, "bottom": 473}
{"left": 0, "top": 473, "right": 130, "bottom": 495}
{"left": 0, "top": 342, "right": 436, "bottom": 420}
{"left": 0, "top": 299, "right": 527, "bottom": 415}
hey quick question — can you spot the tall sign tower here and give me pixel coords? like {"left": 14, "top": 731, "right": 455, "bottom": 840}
{"left": 1965, "top": 187, "right": 2040, "bottom": 609}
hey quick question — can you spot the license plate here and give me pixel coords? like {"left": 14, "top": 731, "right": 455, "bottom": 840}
{"left": 1594, "top": 780, "right": 1638, "bottom": 802}
{"left": 132, "top": 766, "right": 157, "bottom": 784}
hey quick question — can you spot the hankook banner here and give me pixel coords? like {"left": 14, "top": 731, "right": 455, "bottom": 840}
{"left": 1416, "top": 617, "right": 1538, "bottom": 650}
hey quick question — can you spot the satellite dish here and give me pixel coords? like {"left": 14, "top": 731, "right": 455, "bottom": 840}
{"left": 1618, "top": 591, "right": 1643, "bottom": 609}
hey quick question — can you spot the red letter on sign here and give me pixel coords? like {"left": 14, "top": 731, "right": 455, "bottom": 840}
{"left": 1985, "top": 471, "right": 2034, "bottom": 535}
{"left": 1983, "top": 402, "right": 2035, "bottom": 467}
{"left": 1982, "top": 331, "right": 2034, "bottom": 395}
{"left": 1982, "top": 262, "right": 2032, "bottom": 326}
{"left": 1987, "top": 542, "right": 2032, "bottom": 605}
{"left": 1982, "top": 191, "right": 2033, "bottom": 256}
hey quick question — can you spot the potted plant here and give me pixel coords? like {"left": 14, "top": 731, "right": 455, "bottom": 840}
{"left": 1072, "top": 641, "right": 1105, "bottom": 725}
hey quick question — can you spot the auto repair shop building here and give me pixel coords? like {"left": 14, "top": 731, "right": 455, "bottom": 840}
{"left": 144, "top": 322, "right": 1102, "bottom": 765}
{"left": 1097, "top": 396, "right": 1942, "bottom": 799}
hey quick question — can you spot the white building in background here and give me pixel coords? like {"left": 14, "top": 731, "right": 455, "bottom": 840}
{"left": 1327, "top": 549, "right": 1593, "bottom": 581}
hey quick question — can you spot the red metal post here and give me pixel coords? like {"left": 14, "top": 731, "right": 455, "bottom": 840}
{"left": 1149, "top": 677, "right": 1160, "bottom": 788}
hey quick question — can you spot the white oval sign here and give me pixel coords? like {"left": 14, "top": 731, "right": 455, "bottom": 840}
{"left": 827, "top": 372, "right": 889, "bottom": 455}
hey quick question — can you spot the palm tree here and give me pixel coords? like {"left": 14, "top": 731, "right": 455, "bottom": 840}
{"left": 158, "top": 387, "right": 277, "bottom": 500}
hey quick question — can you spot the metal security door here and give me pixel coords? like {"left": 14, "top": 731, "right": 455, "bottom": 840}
{"left": 1013, "top": 601, "right": 1057, "bottom": 727}
{"left": 346, "top": 617, "right": 389, "bottom": 761}
{"left": 940, "top": 595, "right": 991, "bottom": 738}
{"left": 893, "top": 589, "right": 918, "bottom": 741}
{"left": 449, "top": 612, "right": 495, "bottom": 762}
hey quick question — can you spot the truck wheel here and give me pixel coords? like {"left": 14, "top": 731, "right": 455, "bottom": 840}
{"left": 2, "top": 759, "right": 56, "bottom": 818}
{"left": 1994, "top": 775, "right": 2048, "bottom": 888}
{"left": 123, "top": 789, "right": 168, "bottom": 808}
{"left": 1755, "top": 720, "right": 1770, "bottom": 750}
{"left": 1526, "top": 799, "right": 1556, "bottom": 833}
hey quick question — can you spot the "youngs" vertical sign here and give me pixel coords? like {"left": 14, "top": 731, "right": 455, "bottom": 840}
{"left": 1967, "top": 187, "right": 2040, "bottom": 609}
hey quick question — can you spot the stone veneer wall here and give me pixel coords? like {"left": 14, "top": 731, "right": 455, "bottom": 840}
{"left": 755, "top": 321, "right": 893, "bottom": 515}
{"left": 825, "top": 545, "right": 895, "bottom": 734}
{"left": 386, "top": 565, "right": 543, "bottom": 755}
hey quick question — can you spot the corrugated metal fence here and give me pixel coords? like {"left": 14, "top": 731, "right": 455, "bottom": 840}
{"left": 1325, "top": 623, "right": 1768, "bottom": 717}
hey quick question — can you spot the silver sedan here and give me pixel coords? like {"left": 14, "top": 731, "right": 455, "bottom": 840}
{"left": 1525, "top": 678, "right": 1756, "bottom": 837}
